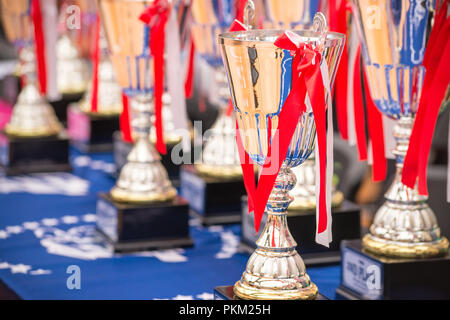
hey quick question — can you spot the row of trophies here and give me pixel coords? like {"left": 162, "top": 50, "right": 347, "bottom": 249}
{"left": 0, "top": 0, "right": 449, "bottom": 300}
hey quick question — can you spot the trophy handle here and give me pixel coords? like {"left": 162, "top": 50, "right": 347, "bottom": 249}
{"left": 312, "top": 12, "right": 327, "bottom": 51}
{"left": 243, "top": 0, "right": 255, "bottom": 29}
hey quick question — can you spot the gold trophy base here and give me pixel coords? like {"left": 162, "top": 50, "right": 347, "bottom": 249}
{"left": 5, "top": 124, "right": 61, "bottom": 138}
{"left": 233, "top": 280, "right": 318, "bottom": 300}
{"left": 289, "top": 191, "right": 344, "bottom": 211}
{"left": 362, "top": 234, "right": 449, "bottom": 259}
{"left": 194, "top": 163, "right": 243, "bottom": 179}
{"left": 110, "top": 186, "right": 177, "bottom": 204}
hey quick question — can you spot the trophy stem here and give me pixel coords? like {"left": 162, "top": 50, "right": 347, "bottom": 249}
{"left": 110, "top": 94, "right": 176, "bottom": 203}
{"left": 363, "top": 116, "right": 449, "bottom": 258}
{"left": 234, "top": 164, "right": 318, "bottom": 300}
{"left": 6, "top": 46, "right": 62, "bottom": 137}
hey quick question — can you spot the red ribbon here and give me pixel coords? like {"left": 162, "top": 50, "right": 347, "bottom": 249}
{"left": 402, "top": 2, "right": 450, "bottom": 194}
{"left": 352, "top": 45, "right": 368, "bottom": 161}
{"left": 120, "top": 92, "right": 133, "bottom": 143}
{"left": 90, "top": 13, "right": 101, "bottom": 113}
{"left": 235, "top": 0, "right": 247, "bottom": 22}
{"left": 139, "top": 0, "right": 169, "bottom": 155}
{"left": 184, "top": 37, "right": 195, "bottom": 99}
{"left": 31, "top": 0, "right": 47, "bottom": 94}
{"left": 329, "top": 0, "right": 348, "bottom": 140}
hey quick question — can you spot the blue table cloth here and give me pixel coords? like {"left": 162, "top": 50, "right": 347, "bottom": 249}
{"left": 0, "top": 148, "right": 341, "bottom": 300}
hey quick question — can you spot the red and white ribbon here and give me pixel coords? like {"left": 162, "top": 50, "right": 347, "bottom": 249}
{"left": 41, "top": 0, "right": 59, "bottom": 101}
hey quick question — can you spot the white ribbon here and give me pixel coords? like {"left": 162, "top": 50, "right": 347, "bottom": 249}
{"left": 315, "top": 60, "right": 333, "bottom": 247}
{"left": 165, "top": 9, "right": 190, "bottom": 151}
{"left": 347, "top": 22, "right": 358, "bottom": 146}
{"left": 41, "top": 0, "right": 60, "bottom": 101}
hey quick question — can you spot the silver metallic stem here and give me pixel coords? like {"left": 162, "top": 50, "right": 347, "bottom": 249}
{"left": 363, "top": 116, "right": 448, "bottom": 257}
{"left": 234, "top": 164, "right": 318, "bottom": 300}
{"left": 110, "top": 94, "right": 176, "bottom": 203}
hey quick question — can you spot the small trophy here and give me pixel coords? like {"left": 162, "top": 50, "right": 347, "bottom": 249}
{"left": 95, "top": 0, "right": 192, "bottom": 252}
{"left": 68, "top": 23, "right": 122, "bottom": 153}
{"left": 215, "top": 9, "right": 345, "bottom": 299}
{"left": 337, "top": 0, "right": 450, "bottom": 300}
{"left": 0, "top": 0, "right": 70, "bottom": 175}
{"left": 239, "top": 0, "right": 360, "bottom": 266}
{"left": 180, "top": 0, "right": 247, "bottom": 225}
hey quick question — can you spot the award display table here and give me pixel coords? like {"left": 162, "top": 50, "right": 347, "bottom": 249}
{"left": 180, "top": 164, "right": 246, "bottom": 225}
{"left": 240, "top": 196, "right": 361, "bottom": 265}
{"left": 67, "top": 105, "right": 120, "bottom": 153}
{"left": 0, "top": 131, "right": 71, "bottom": 175}
{"left": 336, "top": 240, "right": 450, "bottom": 299}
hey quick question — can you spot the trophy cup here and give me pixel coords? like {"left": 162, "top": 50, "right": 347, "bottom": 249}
{"left": 337, "top": 0, "right": 450, "bottom": 300}
{"left": 238, "top": 0, "right": 360, "bottom": 266}
{"left": 68, "top": 24, "right": 123, "bottom": 153}
{"left": 95, "top": 0, "right": 192, "bottom": 252}
{"left": 180, "top": 0, "right": 248, "bottom": 225}
{"left": 0, "top": 0, "right": 71, "bottom": 175}
{"left": 215, "top": 9, "right": 345, "bottom": 299}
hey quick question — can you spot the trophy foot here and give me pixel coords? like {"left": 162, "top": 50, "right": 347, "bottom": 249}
{"left": 110, "top": 185, "right": 177, "bottom": 204}
{"left": 233, "top": 280, "right": 318, "bottom": 300}
{"left": 233, "top": 248, "right": 318, "bottom": 300}
{"left": 289, "top": 191, "right": 344, "bottom": 210}
{"left": 194, "top": 163, "right": 243, "bottom": 179}
{"left": 362, "top": 234, "right": 449, "bottom": 259}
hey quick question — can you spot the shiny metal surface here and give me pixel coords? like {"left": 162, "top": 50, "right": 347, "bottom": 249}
{"left": 99, "top": 0, "right": 176, "bottom": 203}
{"left": 149, "top": 93, "right": 182, "bottom": 145}
{"left": 191, "top": 0, "right": 242, "bottom": 177}
{"left": 353, "top": 0, "right": 448, "bottom": 257}
{"left": 79, "top": 29, "right": 123, "bottom": 115}
{"left": 0, "top": 0, "right": 62, "bottom": 137}
{"left": 56, "top": 34, "right": 89, "bottom": 95}
{"left": 220, "top": 11, "right": 344, "bottom": 299}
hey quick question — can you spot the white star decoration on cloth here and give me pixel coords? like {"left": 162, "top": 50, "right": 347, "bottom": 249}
{"left": 82, "top": 214, "right": 96, "bottom": 223}
{"left": 22, "top": 222, "right": 40, "bottom": 230}
{"left": 10, "top": 264, "right": 32, "bottom": 274}
{"left": 0, "top": 262, "right": 10, "bottom": 269}
{"left": 41, "top": 218, "right": 59, "bottom": 227}
{"left": 29, "top": 269, "right": 52, "bottom": 275}
{"left": 0, "top": 230, "right": 8, "bottom": 239}
{"left": 196, "top": 293, "right": 214, "bottom": 300}
{"left": 6, "top": 225, "right": 23, "bottom": 234}
{"left": 61, "top": 216, "right": 79, "bottom": 224}
{"left": 173, "top": 294, "right": 194, "bottom": 300}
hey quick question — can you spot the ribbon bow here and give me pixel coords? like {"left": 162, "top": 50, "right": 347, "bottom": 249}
{"left": 139, "top": 0, "right": 170, "bottom": 155}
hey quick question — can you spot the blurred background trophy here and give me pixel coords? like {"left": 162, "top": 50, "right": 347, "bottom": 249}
{"left": 67, "top": 3, "right": 123, "bottom": 153}
{"left": 216, "top": 6, "right": 345, "bottom": 299}
{"left": 337, "top": 0, "right": 450, "bottom": 300}
{"left": 180, "top": 0, "right": 248, "bottom": 226}
{"left": 95, "top": 0, "right": 192, "bottom": 252}
{"left": 0, "top": 0, "right": 70, "bottom": 175}
{"left": 238, "top": 0, "right": 360, "bottom": 266}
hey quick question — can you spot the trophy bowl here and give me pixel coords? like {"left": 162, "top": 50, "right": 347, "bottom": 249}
{"left": 353, "top": 0, "right": 449, "bottom": 258}
{"left": 0, "top": 0, "right": 62, "bottom": 137}
{"left": 98, "top": 0, "right": 176, "bottom": 203}
{"left": 219, "top": 15, "right": 345, "bottom": 299}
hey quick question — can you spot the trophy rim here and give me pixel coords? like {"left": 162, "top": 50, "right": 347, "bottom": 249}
{"left": 218, "top": 29, "right": 345, "bottom": 47}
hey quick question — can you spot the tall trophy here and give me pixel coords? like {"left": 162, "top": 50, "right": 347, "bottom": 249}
{"left": 239, "top": 0, "right": 360, "bottom": 266}
{"left": 95, "top": 0, "right": 192, "bottom": 252}
{"left": 215, "top": 8, "right": 345, "bottom": 299}
{"left": 180, "top": 0, "right": 248, "bottom": 225}
{"left": 337, "top": 0, "right": 450, "bottom": 300}
{"left": 68, "top": 22, "right": 123, "bottom": 153}
{"left": 0, "top": 0, "right": 70, "bottom": 175}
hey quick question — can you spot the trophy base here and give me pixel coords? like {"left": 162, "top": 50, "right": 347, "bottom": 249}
{"left": 113, "top": 131, "right": 182, "bottom": 186}
{"left": 180, "top": 165, "right": 246, "bottom": 225}
{"left": 240, "top": 196, "right": 361, "bottom": 265}
{"left": 289, "top": 191, "right": 344, "bottom": 210}
{"left": 336, "top": 239, "right": 450, "bottom": 299}
{"left": 0, "top": 131, "right": 71, "bottom": 175}
{"left": 67, "top": 104, "right": 120, "bottom": 153}
{"left": 95, "top": 192, "right": 193, "bottom": 253}
{"left": 213, "top": 286, "right": 328, "bottom": 300}
{"left": 49, "top": 92, "right": 85, "bottom": 124}
{"left": 362, "top": 234, "right": 449, "bottom": 259}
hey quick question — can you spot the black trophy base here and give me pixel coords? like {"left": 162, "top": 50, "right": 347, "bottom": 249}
{"left": 96, "top": 193, "right": 193, "bottom": 253}
{"left": 67, "top": 105, "right": 120, "bottom": 153}
{"left": 214, "top": 286, "right": 329, "bottom": 300}
{"left": 180, "top": 165, "right": 246, "bottom": 226}
{"left": 0, "top": 131, "right": 71, "bottom": 175}
{"left": 336, "top": 239, "right": 450, "bottom": 300}
{"left": 49, "top": 92, "right": 85, "bottom": 124}
{"left": 240, "top": 197, "right": 361, "bottom": 266}
{"left": 113, "top": 131, "right": 182, "bottom": 186}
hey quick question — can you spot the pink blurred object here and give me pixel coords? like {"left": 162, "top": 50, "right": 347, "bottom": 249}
{"left": 0, "top": 100, "right": 13, "bottom": 131}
